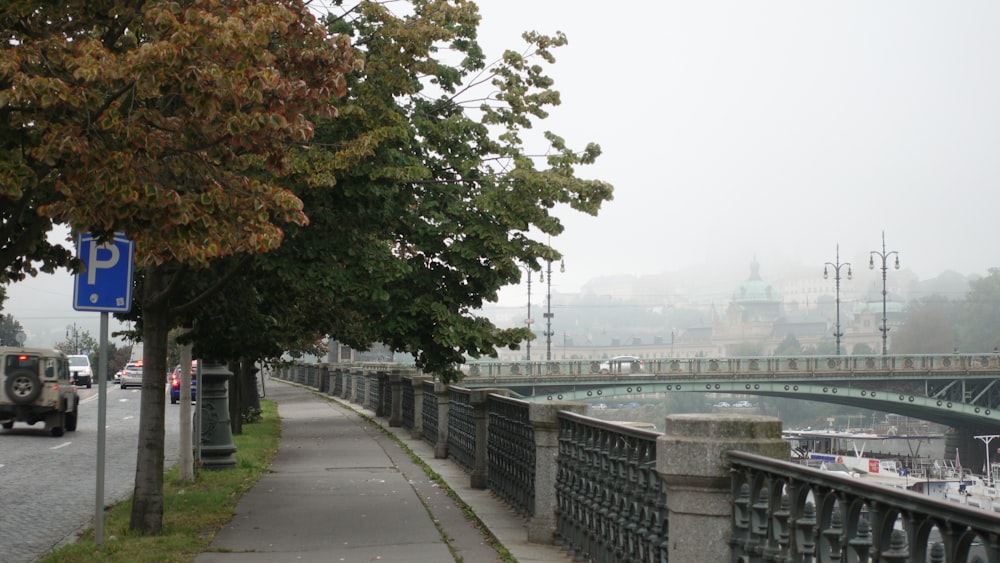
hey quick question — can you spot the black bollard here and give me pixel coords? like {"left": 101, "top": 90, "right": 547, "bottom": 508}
{"left": 198, "top": 361, "right": 237, "bottom": 469}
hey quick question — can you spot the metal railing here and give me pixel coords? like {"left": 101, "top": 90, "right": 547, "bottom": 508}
{"left": 730, "top": 451, "right": 999, "bottom": 562}
{"left": 487, "top": 394, "right": 535, "bottom": 517}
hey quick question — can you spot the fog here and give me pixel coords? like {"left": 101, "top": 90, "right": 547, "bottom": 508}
{"left": 5, "top": 1, "right": 1000, "bottom": 346}
{"left": 475, "top": 1, "right": 1000, "bottom": 306}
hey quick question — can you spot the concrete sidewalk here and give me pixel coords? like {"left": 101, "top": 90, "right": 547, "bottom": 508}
{"left": 194, "top": 379, "right": 571, "bottom": 563}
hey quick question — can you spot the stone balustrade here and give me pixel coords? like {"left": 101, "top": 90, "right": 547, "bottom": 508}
{"left": 274, "top": 363, "right": 1000, "bottom": 562}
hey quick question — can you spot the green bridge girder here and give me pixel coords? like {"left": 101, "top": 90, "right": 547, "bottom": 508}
{"left": 460, "top": 353, "right": 1000, "bottom": 429}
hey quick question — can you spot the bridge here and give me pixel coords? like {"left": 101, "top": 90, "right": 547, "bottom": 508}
{"left": 461, "top": 353, "right": 1000, "bottom": 429}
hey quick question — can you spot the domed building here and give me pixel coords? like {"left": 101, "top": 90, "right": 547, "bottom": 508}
{"left": 729, "top": 257, "right": 783, "bottom": 323}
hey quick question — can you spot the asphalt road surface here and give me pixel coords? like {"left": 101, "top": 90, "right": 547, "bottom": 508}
{"left": 0, "top": 384, "right": 183, "bottom": 562}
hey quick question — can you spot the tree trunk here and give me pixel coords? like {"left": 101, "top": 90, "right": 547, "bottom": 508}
{"left": 129, "top": 266, "right": 171, "bottom": 534}
{"left": 178, "top": 341, "right": 194, "bottom": 482}
{"left": 239, "top": 359, "right": 260, "bottom": 420}
{"left": 228, "top": 360, "right": 243, "bottom": 435}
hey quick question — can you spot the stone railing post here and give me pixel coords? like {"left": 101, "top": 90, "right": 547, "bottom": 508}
{"left": 318, "top": 364, "right": 329, "bottom": 394}
{"left": 469, "top": 389, "right": 509, "bottom": 489}
{"left": 434, "top": 381, "right": 450, "bottom": 459}
{"left": 389, "top": 370, "right": 403, "bottom": 427}
{"left": 528, "top": 401, "right": 588, "bottom": 544}
{"left": 657, "top": 414, "right": 787, "bottom": 563}
{"left": 410, "top": 376, "right": 430, "bottom": 439}
{"left": 374, "top": 371, "right": 388, "bottom": 417}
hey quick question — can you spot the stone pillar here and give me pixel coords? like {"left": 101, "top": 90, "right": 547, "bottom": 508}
{"left": 374, "top": 371, "right": 387, "bottom": 417}
{"left": 411, "top": 377, "right": 430, "bottom": 439}
{"left": 318, "top": 364, "right": 329, "bottom": 394}
{"left": 469, "top": 389, "right": 509, "bottom": 489}
{"left": 434, "top": 381, "right": 450, "bottom": 459}
{"left": 528, "top": 401, "right": 588, "bottom": 544}
{"left": 350, "top": 370, "right": 362, "bottom": 404}
{"left": 657, "top": 414, "right": 787, "bottom": 563}
{"left": 389, "top": 371, "right": 403, "bottom": 427}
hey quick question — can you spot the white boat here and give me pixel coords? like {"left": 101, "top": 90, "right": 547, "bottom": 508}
{"left": 787, "top": 429, "right": 1000, "bottom": 513}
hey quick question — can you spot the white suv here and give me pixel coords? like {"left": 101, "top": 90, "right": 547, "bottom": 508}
{"left": 1, "top": 347, "right": 80, "bottom": 436}
{"left": 68, "top": 354, "right": 93, "bottom": 388}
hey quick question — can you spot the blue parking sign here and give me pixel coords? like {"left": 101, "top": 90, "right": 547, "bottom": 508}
{"left": 73, "top": 233, "right": 134, "bottom": 312}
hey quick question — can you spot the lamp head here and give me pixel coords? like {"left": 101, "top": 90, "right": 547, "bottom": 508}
{"left": 869, "top": 255, "right": 875, "bottom": 270}
{"left": 894, "top": 256, "right": 900, "bottom": 270}
{"left": 823, "top": 266, "right": 829, "bottom": 280}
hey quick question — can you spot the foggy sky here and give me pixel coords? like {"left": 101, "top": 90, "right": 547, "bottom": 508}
{"left": 477, "top": 1, "right": 1000, "bottom": 306}
{"left": 6, "top": 1, "right": 1000, "bottom": 345}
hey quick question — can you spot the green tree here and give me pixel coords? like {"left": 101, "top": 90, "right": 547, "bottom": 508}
{"left": 773, "top": 334, "right": 803, "bottom": 356}
{"left": 175, "top": 1, "right": 612, "bottom": 381}
{"left": 54, "top": 329, "right": 98, "bottom": 357}
{"left": 892, "top": 296, "right": 957, "bottom": 354}
{"left": 959, "top": 268, "right": 1000, "bottom": 352}
{"left": 850, "top": 342, "right": 874, "bottom": 355}
{"left": 0, "top": 312, "right": 23, "bottom": 346}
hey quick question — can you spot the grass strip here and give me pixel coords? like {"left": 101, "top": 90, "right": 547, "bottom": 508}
{"left": 39, "top": 399, "right": 281, "bottom": 563}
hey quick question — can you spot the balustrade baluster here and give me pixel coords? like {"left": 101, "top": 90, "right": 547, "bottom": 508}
{"left": 880, "top": 528, "right": 909, "bottom": 563}
{"left": 822, "top": 508, "right": 844, "bottom": 562}
{"left": 770, "top": 491, "right": 791, "bottom": 560}
{"left": 928, "top": 541, "right": 945, "bottom": 563}
{"left": 795, "top": 501, "right": 817, "bottom": 562}
{"left": 847, "top": 518, "right": 872, "bottom": 561}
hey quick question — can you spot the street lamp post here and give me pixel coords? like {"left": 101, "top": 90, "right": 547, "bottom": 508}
{"left": 524, "top": 266, "right": 533, "bottom": 361}
{"left": 869, "top": 231, "right": 899, "bottom": 355}
{"left": 824, "top": 244, "right": 852, "bottom": 356}
{"left": 66, "top": 323, "right": 81, "bottom": 354}
{"left": 540, "top": 258, "right": 564, "bottom": 361}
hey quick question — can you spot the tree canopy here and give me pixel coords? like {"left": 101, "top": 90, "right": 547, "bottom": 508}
{"left": 168, "top": 1, "right": 613, "bottom": 380}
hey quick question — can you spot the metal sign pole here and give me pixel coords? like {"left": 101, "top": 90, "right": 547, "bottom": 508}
{"left": 73, "top": 232, "right": 133, "bottom": 550}
{"left": 94, "top": 312, "right": 108, "bottom": 546}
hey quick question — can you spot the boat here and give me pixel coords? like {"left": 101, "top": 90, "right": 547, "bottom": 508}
{"left": 785, "top": 429, "right": 1000, "bottom": 513}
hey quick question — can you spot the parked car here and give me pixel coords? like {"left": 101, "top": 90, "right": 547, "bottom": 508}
{"left": 598, "top": 355, "right": 646, "bottom": 374}
{"left": 169, "top": 362, "right": 198, "bottom": 404}
{"left": 733, "top": 400, "right": 754, "bottom": 408}
{"left": 119, "top": 360, "right": 144, "bottom": 389}
{"left": 712, "top": 401, "right": 732, "bottom": 408}
{"left": 67, "top": 354, "right": 93, "bottom": 388}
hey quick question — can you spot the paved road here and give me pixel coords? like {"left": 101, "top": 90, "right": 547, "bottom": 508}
{"left": 0, "top": 384, "right": 182, "bottom": 562}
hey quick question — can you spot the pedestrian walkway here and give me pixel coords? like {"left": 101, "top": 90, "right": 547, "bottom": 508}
{"left": 194, "top": 379, "right": 571, "bottom": 563}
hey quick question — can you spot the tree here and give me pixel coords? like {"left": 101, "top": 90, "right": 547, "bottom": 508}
{"left": 174, "top": 1, "right": 612, "bottom": 381}
{"left": 959, "top": 268, "right": 1000, "bottom": 352}
{"left": 0, "top": 312, "right": 23, "bottom": 346}
{"left": 269, "top": 4, "right": 610, "bottom": 379}
{"left": 3, "top": 0, "right": 356, "bottom": 534}
{"left": 851, "top": 342, "right": 874, "bottom": 355}
{"left": 54, "top": 329, "right": 98, "bottom": 357}
{"left": 773, "top": 334, "right": 803, "bottom": 356}
{"left": 892, "top": 296, "right": 957, "bottom": 354}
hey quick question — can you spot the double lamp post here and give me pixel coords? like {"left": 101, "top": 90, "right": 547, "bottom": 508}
{"left": 524, "top": 257, "right": 564, "bottom": 361}
{"left": 825, "top": 233, "right": 899, "bottom": 356}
